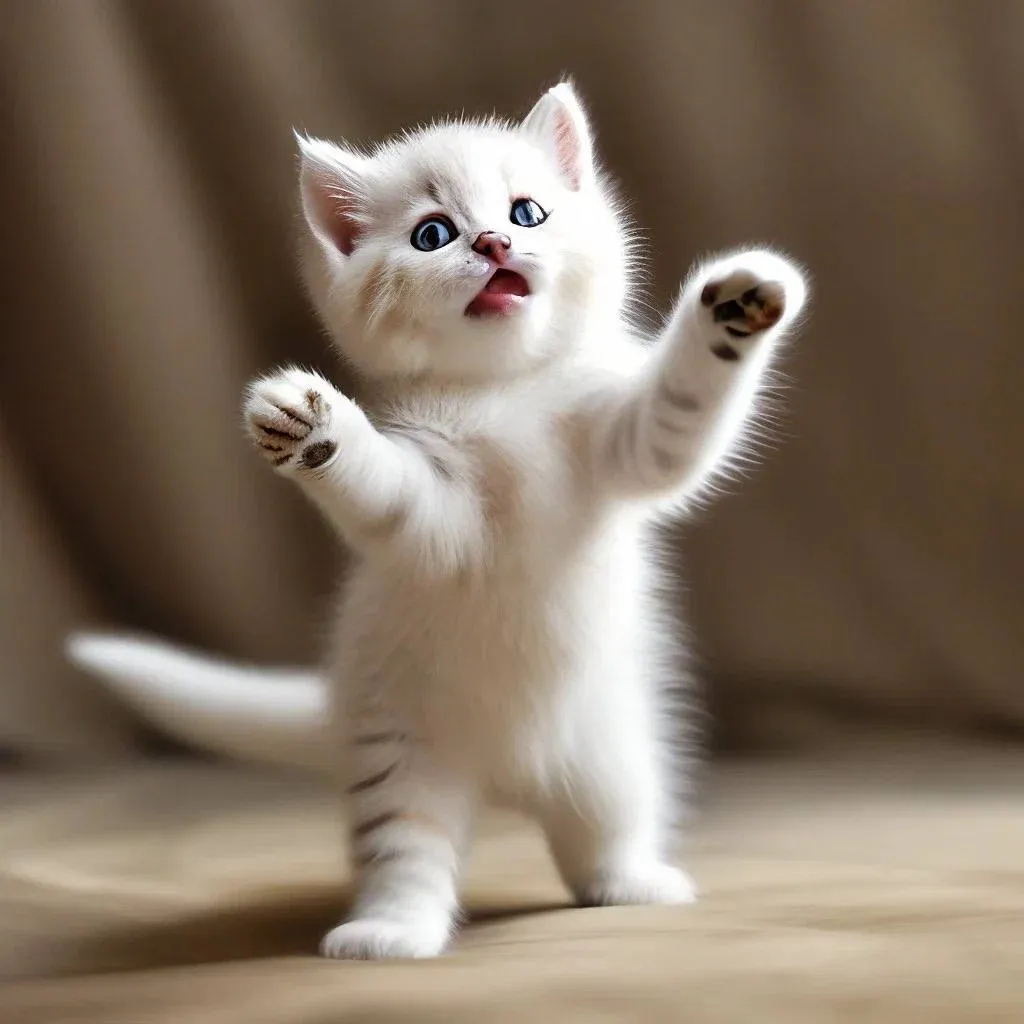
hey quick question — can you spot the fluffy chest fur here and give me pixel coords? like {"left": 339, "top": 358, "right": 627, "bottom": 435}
{"left": 334, "top": 347, "right": 663, "bottom": 784}
{"left": 368, "top": 363, "right": 610, "bottom": 559}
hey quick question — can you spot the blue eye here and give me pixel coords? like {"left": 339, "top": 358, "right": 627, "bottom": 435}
{"left": 411, "top": 216, "right": 457, "bottom": 251}
{"left": 510, "top": 198, "right": 548, "bottom": 228}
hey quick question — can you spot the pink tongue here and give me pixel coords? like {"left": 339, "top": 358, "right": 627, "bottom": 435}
{"left": 483, "top": 269, "right": 529, "bottom": 296}
{"left": 465, "top": 269, "right": 530, "bottom": 317}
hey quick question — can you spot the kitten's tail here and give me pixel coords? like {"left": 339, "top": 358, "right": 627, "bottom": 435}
{"left": 66, "top": 632, "right": 329, "bottom": 772}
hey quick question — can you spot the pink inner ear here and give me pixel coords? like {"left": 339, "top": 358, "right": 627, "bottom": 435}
{"left": 322, "top": 193, "right": 362, "bottom": 256}
{"left": 304, "top": 167, "right": 362, "bottom": 256}
{"left": 553, "top": 110, "right": 583, "bottom": 191}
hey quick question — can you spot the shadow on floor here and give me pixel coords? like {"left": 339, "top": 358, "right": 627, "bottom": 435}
{"left": 37, "top": 885, "right": 569, "bottom": 978}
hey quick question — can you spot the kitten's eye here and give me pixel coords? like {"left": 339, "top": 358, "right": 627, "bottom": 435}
{"left": 411, "top": 216, "right": 457, "bottom": 252}
{"left": 509, "top": 198, "right": 548, "bottom": 228}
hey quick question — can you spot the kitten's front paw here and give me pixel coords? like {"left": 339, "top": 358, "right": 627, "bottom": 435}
{"left": 320, "top": 919, "right": 447, "bottom": 960}
{"left": 244, "top": 367, "right": 340, "bottom": 473}
{"left": 579, "top": 862, "right": 696, "bottom": 907}
{"left": 692, "top": 250, "right": 808, "bottom": 361}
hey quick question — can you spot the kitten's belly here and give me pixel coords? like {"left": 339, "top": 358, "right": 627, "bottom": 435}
{"left": 331, "top": 513, "right": 658, "bottom": 771}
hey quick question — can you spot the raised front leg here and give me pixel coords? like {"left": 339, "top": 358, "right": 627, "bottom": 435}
{"left": 600, "top": 249, "right": 808, "bottom": 501}
{"left": 244, "top": 367, "right": 480, "bottom": 565}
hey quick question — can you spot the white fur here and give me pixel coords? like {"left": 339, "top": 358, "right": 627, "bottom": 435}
{"left": 67, "top": 82, "right": 809, "bottom": 961}
{"left": 66, "top": 633, "right": 328, "bottom": 771}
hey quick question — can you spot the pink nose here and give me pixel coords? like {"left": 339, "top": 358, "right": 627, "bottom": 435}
{"left": 471, "top": 231, "right": 512, "bottom": 264}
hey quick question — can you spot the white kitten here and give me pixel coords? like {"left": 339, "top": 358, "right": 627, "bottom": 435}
{"left": 67, "top": 82, "right": 808, "bottom": 960}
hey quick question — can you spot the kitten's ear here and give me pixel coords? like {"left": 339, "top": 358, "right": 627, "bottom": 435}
{"left": 295, "top": 132, "right": 369, "bottom": 257}
{"left": 520, "top": 82, "right": 594, "bottom": 191}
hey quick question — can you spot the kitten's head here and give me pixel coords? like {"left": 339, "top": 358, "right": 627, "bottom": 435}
{"left": 296, "top": 83, "right": 631, "bottom": 383}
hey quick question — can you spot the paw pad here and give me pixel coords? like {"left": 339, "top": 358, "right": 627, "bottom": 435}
{"left": 705, "top": 279, "right": 785, "bottom": 339}
{"left": 245, "top": 369, "right": 335, "bottom": 472}
{"left": 301, "top": 439, "right": 337, "bottom": 470}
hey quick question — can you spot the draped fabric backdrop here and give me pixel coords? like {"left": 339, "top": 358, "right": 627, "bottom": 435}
{"left": 3, "top": 0, "right": 1023, "bottom": 762}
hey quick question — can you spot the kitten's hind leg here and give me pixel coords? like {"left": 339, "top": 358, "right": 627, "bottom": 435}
{"left": 321, "top": 734, "right": 475, "bottom": 960}
{"left": 539, "top": 729, "right": 695, "bottom": 908}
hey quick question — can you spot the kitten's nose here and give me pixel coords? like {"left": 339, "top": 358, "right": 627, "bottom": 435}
{"left": 471, "top": 231, "right": 512, "bottom": 264}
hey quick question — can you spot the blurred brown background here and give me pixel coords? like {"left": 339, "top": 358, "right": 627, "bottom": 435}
{"left": 2, "top": 0, "right": 1023, "bottom": 761}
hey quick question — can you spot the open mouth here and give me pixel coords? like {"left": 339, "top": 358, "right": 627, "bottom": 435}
{"left": 465, "top": 268, "right": 531, "bottom": 318}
